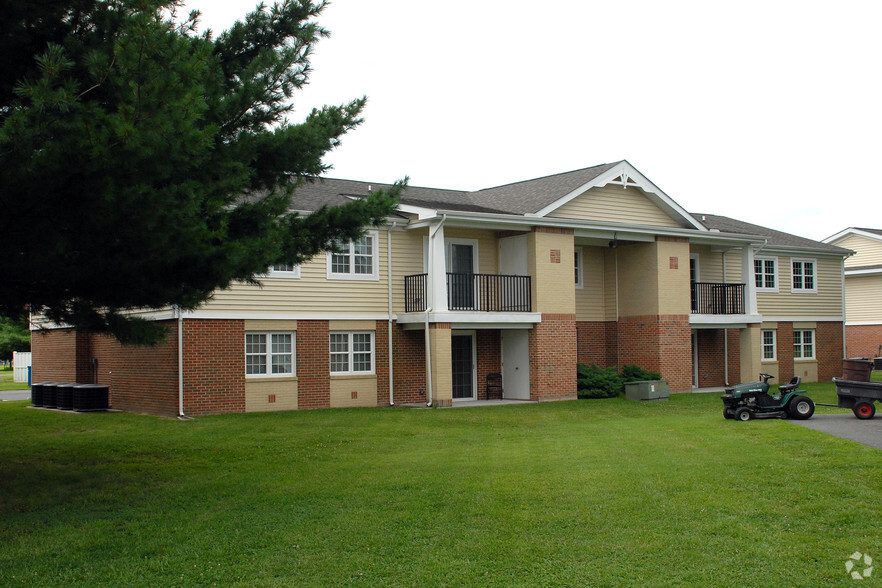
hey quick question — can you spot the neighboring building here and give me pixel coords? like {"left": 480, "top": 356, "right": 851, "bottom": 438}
{"left": 31, "top": 161, "right": 851, "bottom": 416}
{"left": 823, "top": 228, "right": 882, "bottom": 358}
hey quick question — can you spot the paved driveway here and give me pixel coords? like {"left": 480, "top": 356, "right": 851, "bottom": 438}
{"left": 0, "top": 390, "right": 30, "bottom": 401}
{"left": 791, "top": 413, "right": 882, "bottom": 450}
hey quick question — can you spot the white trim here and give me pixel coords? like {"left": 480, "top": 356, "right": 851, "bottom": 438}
{"left": 531, "top": 161, "right": 707, "bottom": 230}
{"left": 446, "top": 238, "right": 480, "bottom": 273}
{"left": 793, "top": 328, "right": 816, "bottom": 360}
{"left": 690, "top": 253, "right": 700, "bottom": 282}
{"left": 574, "top": 247, "right": 584, "bottom": 289}
{"left": 184, "top": 311, "right": 388, "bottom": 320}
{"left": 845, "top": 267, "right": 882, "bottom": 276}
{"left": 844, "top": 320, "right": 882, "bottom": 326}
{"left": 823, "top": 227, "right": 882, "bottom": 244}
{"left": 762, "top": 315, "right": 844, "bottom": 323}
{"left": 327, "top": 230, "right": 380, "bottom": 281}
{"left": 265, "top": 264, "right": 301, "bottom": 279}
{"left": 396, "top": 311, "right": 542, "bottom": 326}
{"left": 754, "top": 256, "right": 779, "bottom": 293}
{"left": 790, "top": 258, "right": 818, "bottom": 294}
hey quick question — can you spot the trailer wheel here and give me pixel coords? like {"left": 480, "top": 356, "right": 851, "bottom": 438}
{"left": 735, "top": 407, "right": 752, "bottom": 421}
{"left": 788, "top": 396, "right": 815, "bottom": 420}
{"left": 853, "top": 401, "right": 876, "bottom": 420}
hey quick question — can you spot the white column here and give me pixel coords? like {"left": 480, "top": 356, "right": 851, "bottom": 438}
{"left": 741, "top": 246, "right": 758, "bottom": 315}
{"left": 427, "top": 221, "right": 448, "bottom": 312}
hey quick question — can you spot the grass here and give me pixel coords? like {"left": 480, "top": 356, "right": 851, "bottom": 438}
{"left": 0, "top": 388, "right": 880, "bottom": 586}
{"left": 0, "top": 366, "right": 30, "bottom": 391}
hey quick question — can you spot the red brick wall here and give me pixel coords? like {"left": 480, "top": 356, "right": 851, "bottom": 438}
{"left": 476, "top": 330, "right": 501, "bottom": 400}
{"left": 375, "top": 321, "right": 391, "bottom": 406}
{"left": 529, "top": 314, "right": 577, "bottom": 401}
{"left": 182, "top": 320, "right": 245, "bottom": 416}
{"left": 391, "top": 325, "right": 427, "bottom": 404}
{"left": 845, "top": 324, "right": 882, "bottom": 359}
{"left": 726, "top": 329, "right": 741, "bottom": 385}
{"left": 92, "top": 324, "right": 179, "bottom": 416}
{"left": 617, "top": 315, "right": 692, "bottom": 391}
{"left": 817, "top": 321, "right": 845, "bottom": 382}
{"left": 696, "top": 329, "right": 724, "bottom": 387}
{"left": 576, "top": 321, "right": 618, "bottom": 368}
{"left": 297, "top": 320, "right": 330, "bottom": 409}
{"left": 31, "top": 329, "right": 78, "bottom": 383}
{"left": 776, "top": 323, "right": 794, "bottom": 383}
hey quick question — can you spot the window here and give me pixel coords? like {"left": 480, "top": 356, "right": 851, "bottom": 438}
{"left": 268, "top": 263, "right": 300, "bottom": 278}
{"left": 328, "top": 231, "right": 379, "bottom": 280}
{"left": 330, "top": 331, "right": 374, "bottom": 374}
{"left": 791, "top": 259, "right": 817, "bottom": 293}
{"left": 762, "top": 330, "right": 776, "bottom": 361}
{"left": 754, "top": 257, "right": 777, "bottom": 292}
{"left": 574, "top": 247, "right": 583, "bottom": 289}
{"left": 245, "top": 332, "right": 295, "bottom": 376}
{"left": 793, "top": 329, "right": 815, "bottom": 360}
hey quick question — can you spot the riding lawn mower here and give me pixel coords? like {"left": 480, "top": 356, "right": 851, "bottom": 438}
{"left": 721, "top": 373, "right": 815, "bottom": 421}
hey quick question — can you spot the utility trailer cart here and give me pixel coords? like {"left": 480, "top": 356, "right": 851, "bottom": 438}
{"left": 830, "top": 378, "right": 882, "bottom": 419}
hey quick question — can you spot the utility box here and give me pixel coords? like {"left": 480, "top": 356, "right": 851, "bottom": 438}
{"left": 625, "top": 380, "right": 670, "bottom": 401}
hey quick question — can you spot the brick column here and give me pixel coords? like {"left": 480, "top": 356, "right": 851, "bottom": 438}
{"left": 298, "top": 320, "right": 331, "bottom": 409}
{"left": 530, "top": 314, "right": 577, "bottom": 400}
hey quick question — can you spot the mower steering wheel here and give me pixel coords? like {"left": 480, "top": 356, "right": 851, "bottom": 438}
{"left": 759, "top": 373, "right": 773, "bottom": 383}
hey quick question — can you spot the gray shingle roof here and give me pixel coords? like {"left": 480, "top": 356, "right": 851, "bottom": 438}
{"left": 694, "top": 213, "right": 851, "bottom": 254}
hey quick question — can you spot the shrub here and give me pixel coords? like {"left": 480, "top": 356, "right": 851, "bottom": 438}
{"left": 577, "top": 363, "right": 625, "bottom": 399}
{"left": 621, "top": 364, "right": 662, "bottom": 383}
{"left": 577, "top": 363, "right": 664, "bottom": 399}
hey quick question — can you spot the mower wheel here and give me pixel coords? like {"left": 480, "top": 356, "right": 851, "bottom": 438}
{"left": 734, "top": 407, "right": 752, "bottom": 422}
{"left": 853, "top": 401, "right": 876, "bottom": 420}
{"left": 723, "top": 408, "right": 734, "bottom": 419}
{"left": 788, "top": 396, "right": 815, "bottom": 420}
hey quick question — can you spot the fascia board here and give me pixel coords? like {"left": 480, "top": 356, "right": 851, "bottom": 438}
{"left": 845, "top": 267, "right": 882, "bottom": 276}
{"left": 822, "top": 227, "right": 882, "bottom": 244}
{"left": 531, "top": 160, "right": 707, "bottom": 231}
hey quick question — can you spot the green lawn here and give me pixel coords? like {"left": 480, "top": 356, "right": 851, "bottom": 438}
{"left": 1, "top": 389, "right": 880, "bottom": 586}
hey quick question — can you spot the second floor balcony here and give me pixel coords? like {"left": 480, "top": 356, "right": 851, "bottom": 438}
{"left": 404, "top": 273, "right": 532, "bottom": 313}
{"left": 691, "top": 282, "right": 745, "bottom": 315}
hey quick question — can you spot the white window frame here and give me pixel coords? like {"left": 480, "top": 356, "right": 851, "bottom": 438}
{"left": 268, "top": 263, "right": 301, "bottom": 279}
{"left": 761, "top": 329, "right": 776, "bottom": 361}
{"left": 791, "top": 258, "right": 817, "bottom": 293}
{"left": 327, "top": 230, "right": 379, "bottom": 281}
{"left": 754, "top": 256, "right": 778, "bottom": 293}
{"left": 329, "top": 331, "right": 375, "bottom": 375}
{"left": 574, "top": 247, "right": 584, "bottom": 289}
{"left": 245, "top": 332, "right": 296, "bottom": 377}
{"left": 793, "top": 329, "right": 815, "bottom": 360}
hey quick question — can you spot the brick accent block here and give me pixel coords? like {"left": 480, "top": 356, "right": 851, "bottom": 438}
{"left": 391, "top": 325, "right": 428, "bottom": 404}
{"left": 576, "top": 321, "right": 618, "bottom": 368}
{"left": 476, "top": 330, "right": 501, "bottom": 400}
{"left": 817, "top": 321, "right": 844, "bottom": 382}
{"left": 182, "top": 320, "right": 245, "bottom": 416}
{"left": 297, "top": 320, "right": 330, "bottom": 409}
{"left": 617, "top": 315, "right": 691, "bottom": 391}
{"left": 529, "top": 314, "right": 577, "bottom": 401}
{"left": 845, "top": 324, "right": 882, "bottom": 359}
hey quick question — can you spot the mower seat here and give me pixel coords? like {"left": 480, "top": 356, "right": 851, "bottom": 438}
{"left": 778, "top": 376, "right": 801, "bottom": 393}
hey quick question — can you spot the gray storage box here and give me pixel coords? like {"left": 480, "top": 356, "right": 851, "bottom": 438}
{"left": 625, "top": 380, "right": 670, "bottom": 401}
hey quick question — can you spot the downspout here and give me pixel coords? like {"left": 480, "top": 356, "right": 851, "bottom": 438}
{"left": 425, "top": 215, "right": 447, "bottom": 407}
{"left": 722, "top": 252, "right": 729, "bottom": 386}
{"left": 387, "top": 225, "right": 395, "bottom": 406}
{"left": 176, "top": 306, "right": 189, "bottom": 420}
{"left": 841, "top": 256, "right": 847, "bottom": 358}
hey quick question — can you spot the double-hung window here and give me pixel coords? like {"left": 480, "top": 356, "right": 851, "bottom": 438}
{"left": 328, "top": 231, "right": 379, "bottom": 280}
{"left": 245, "top": 332, "right": 295, "bottom": 376}
{"left": 330, "top": 331, "right": 375, "bottom": 374}
{"left": 793, "top": 329, "right": 815, "bottom": 360}
{"left": 791, "top": 259, "right": 817, "bottom": 293}
{"left": 761, "top": 329, "right": 776, "bottom": 361}
{"left": 754, "top": 257, "right": 777, "bottom": 292}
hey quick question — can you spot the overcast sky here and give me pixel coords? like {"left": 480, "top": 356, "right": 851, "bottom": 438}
{"left": 183, "top": 0, "right": 881, "bottom": 242}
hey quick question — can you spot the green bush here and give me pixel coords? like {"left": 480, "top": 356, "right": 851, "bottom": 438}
{"left": 577, "top": 363, "right": 663, "bottom": 398}
{"left": 621, "top": 364, "right": 662, "bottom": 383}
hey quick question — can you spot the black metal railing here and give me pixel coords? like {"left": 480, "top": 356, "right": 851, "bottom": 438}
{"left": 691, "top": 282, "right": 745, "bottom": 314}
{"left": 404, "top": 273, "right": 532, "bottom": 312}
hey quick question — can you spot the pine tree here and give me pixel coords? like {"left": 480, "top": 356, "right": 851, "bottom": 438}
{"left": 0, "top": 0, "right": 401, "bottom": 343}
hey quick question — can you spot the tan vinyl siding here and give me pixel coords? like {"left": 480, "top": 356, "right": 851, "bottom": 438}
{"left": 575, "top": 246, "right": 605, "bottom": 321}
{"left": 845, "top": 274, "right": 882, "bottom": 323}
{"left": 690, "top": 245, "right": 724, "bottom": 283}
{"left": 756, "top": 255, "right": 843, "bottom": 317}
{"left": 835, "top": 234, "right": 882, "bottom": 268}
{"left": 444, "top": 227, "right": 499, "bottom": 274}
{"left": 603, "top": 248, "right": 618, "bottom": 321}
{"left": 201, "top": 229, "right": 393, "bottom": 315}
{"left": 390, "top": 229, "right": 425, "bottom": 314}
{"left": 547, "top": 185, "right": 684, "bottom": 228}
